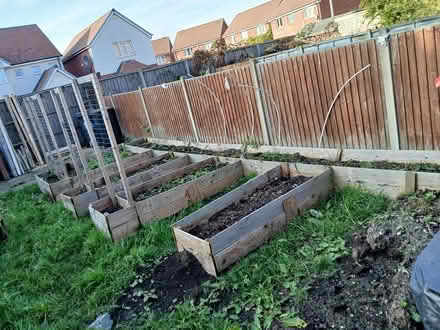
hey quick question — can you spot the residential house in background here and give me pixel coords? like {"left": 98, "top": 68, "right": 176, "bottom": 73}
{"left": 63, "top": 9, "right": 156, "bottom": 77}
{"left": 268, "top": 0, "right": 362, "bottom": 40}
{"left": 152, "top": 37, "right": 175, "bottom": 65}
{"left": 174, "top": 19, "right": 228, "bottom": 61}
{"left": 0, "top": 24, "right": 65, "bottom": 96}
{"left": 224, "top": 1, "right": 277, "bottom": 46}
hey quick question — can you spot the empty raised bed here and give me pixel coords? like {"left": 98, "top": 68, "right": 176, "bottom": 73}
{"left": 59, "top": 153, "right": 179, "bottom": 218}
{"left": 35, "top": 151, "right": 154, "bottom": 200}
{"left": 172, "top": 165, "right": 333, "bottom": 276}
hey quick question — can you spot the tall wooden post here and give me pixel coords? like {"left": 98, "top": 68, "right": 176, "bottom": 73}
{"left": 36, "top": 94, "right": 68, "bottom": 177}
{"left": 138, "top": 87, "right": 155, "bottom": 138}
{"left": 10, "top": 95, "right": 44, "bottom": 165}
{"left": 71, "top": 81, "right": 116, "bottom": 203}
{"left": 56, "top": 87, "right": 93, "bottom": 188}
{"left": 26, "top": 97, "right": 52, "bottom": 165}
{"left": 180, "top": 77, "right": 200, "bottom": 143}
{"left": 91, "top": 74, "right": 135, "bottom": 206}
{"left": 50, "top": 90, "right": 82, "bottom": 179}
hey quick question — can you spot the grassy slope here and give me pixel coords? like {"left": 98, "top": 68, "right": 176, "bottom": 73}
{"left": 0, "top": 185, "right": 389, "bottom": 329}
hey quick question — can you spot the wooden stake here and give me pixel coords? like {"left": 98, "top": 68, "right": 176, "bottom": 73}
{"left": 56, "top": 87, "right": 94, "bottom": 189}
{"left": 138, "top": 87, "right": 155, "bottom": 138}
{"left": 50, "top": 90, "right": 82, "bottom": 179}
{"left": 5, "top": 97, "right": 35, "bottom": 168}
{"left": 91, "top": 74, "right": 135, "bottom": 206}
{"left": 71, "top": 81, "right": 116, "bottom": 203}
{"left": 22, "top": 98, "right": 49, "bottom": 164}
{"left": 10, "top": 95, "right": 44, "bottom": 166}
{"left": 35, "top": 94, "right": 68, "bottom": 177}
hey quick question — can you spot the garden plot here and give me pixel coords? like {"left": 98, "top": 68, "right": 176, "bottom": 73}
{"left": 35, "top": 150, "right": 153, "bottom": 200}
{"left": 58, "top": 153, "right": 180, "bottom": 218}
{"left": 173, "top": 165, "right": 333, "bottom": 276}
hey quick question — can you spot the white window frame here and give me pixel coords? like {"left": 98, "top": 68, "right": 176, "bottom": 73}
{"left": 15, "top": 68, "right": 24, "bottom": 79}
{"left": 288, "top": 13, "right": 295, "bottom": 24}
{"left": 276, "top": 17, "right": 283, "bottom": 29}
{"left": 241, "top": 30, "right": 248, "bottom": 40}
{"left": 156, "top": 56, "right": 165, "bottom": 65}
{"left": 256, "top": 24, "right": 266, "bottom": 36}
{"left": 32, "top": 65, "right": 41, "bottom": 76}
{"left": 304, "top": 5, "right": 316, "bottom": 19}
{"left": 113, "top": 40, "right": 135, "bottom": 58}
{"left": 184, "top": 48, "right": 193, "bottom": 57}
{"left": 0, "top": 70, "right": 7, "bottom": 85}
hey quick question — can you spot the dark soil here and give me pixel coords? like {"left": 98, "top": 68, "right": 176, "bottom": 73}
{"left": 108, "top": 156, "right": 173, "bottom": 183}
{"left": 102, "top": 204, "right": 123, "bottom": 214}
{"left": 38, "top": 173, "right": 60, "bottom": 184}
{"left": 111, "top": 252, "right": 214, "bottom": 324}
{"left": 134, "top": 163, "right": 227, "bottom": 202}
{"left": 64, "top": 186, "right": 87, "bottom": 197}
{"left": 188, "top": 175, "right": 311, "bottom": 239}
{"left": 133, "top": 142, "right": 440, "bottom": 173}
{"left": 294, "top": 190, "right": 440, "bottom": 330}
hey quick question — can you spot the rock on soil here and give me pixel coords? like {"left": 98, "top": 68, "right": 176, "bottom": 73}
{"left": 297, "top": 190, "right": 440, "bottom": 330}
{"left": 110, "top": 252, "right": 214, "bottom": 326}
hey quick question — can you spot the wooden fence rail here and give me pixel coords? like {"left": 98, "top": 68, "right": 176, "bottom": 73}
{"left": 107, "top": 25, "right": 440, "bottom": 151}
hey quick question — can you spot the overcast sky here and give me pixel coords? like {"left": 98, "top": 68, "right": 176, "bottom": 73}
{"left": 0, "top": 0, "right": 267, "bottom": 53}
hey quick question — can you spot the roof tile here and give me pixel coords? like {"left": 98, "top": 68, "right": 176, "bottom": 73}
{"left": 174, "top": 19, "right": 227, "bottom": 51}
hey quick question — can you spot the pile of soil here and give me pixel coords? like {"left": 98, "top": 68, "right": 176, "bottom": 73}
{"left": 188, "top": 176, "right": 311, "bottom": 239}
{"left": 102, "top": 204, "right": 123, "bottom": 214}
{"left": 38, "top": 173, "right": 60, "bottom": 184}
{"left": 64, "top": 186, "right": 87, "bottom": 197}
{"left": 111, "top": 252, "right": 214, "bottom": 324}
{"left": 133, "top": 142, "right": 440, "bottom": 173}
{"left": 296, "top": 190, "right": 440, "bottom": 330}
{"left": 134, "top": 163, "right": 227, "bottom": 202}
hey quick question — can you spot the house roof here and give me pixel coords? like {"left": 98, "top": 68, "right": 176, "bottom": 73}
{"left": 269, "top": 0, "right": 319, "bottom": 21}
{"left": 152, "top": 37, "right": 173, "bottom": 56}
{"left": 0, "top": 24, "right": 61, "bottom": 65}
{"left": 224, "top": 1, "right": 278, "bottom": 36}
{"left": 33, "top": 66, "right": 75, "bottom": 93}
{"left": 63, "top": 8, "right": 153, "bottom": 61}
{"left": 174, "top": 19, "right": 227, "bottom": 51}
{"left": 117, "top": 60, "right": 157, "bottom": 73}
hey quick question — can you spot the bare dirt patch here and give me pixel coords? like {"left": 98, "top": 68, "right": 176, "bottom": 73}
{"left": 188, "top": 176, "right": 311, "bottom": 239}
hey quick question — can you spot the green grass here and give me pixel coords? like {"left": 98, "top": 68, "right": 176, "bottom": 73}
{"left": 0, "top": 183, "right": 389, "bottom": 329}
{"left": 88, "top": 146, "right": 133, "bottom": 170}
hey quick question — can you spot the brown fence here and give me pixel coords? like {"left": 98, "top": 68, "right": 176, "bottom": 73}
{"left": 392, "top": 26, "right": 440, "bottom": 151}
{"left": 112, "top": 91, "right": 149, "bottom": 138}
{"left": 109, "top": 24, "right": 440, "bottom": 151}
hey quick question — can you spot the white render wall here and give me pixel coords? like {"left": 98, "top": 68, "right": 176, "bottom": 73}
{"left": 335, "top": 10, "right": 378, "bottom": 36}
{"left": 4, "top": 58, "right": 60, "bottom": 96}
{"left": 91, "top": 14, "right": 156, "bottom": 75}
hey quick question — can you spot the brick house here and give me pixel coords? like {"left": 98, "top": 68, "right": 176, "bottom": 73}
{"left": 63, "top": 9, "right": 156, "bottom": 77}
{"left": 268, "top": 0, "right": 361, "bottom": 40}
{"left": 223, "top": 1, "right": 277, "bottom": 47}
{"left": 152, "top": 37, "right": 175, "bottom": 65}
{"left": 174, "top": 19, "right": 228, "bottom": 61}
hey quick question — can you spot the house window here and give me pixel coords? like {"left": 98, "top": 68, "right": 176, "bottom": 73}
{"left": 241, "top": 31, "right": 248, "bottom": 40}
{"left": 156, "top": 56, "right": 165, "bottom": 65}
{"left": 0, "top": 70, "right": 7, "bottom": 84}
{"left": 113, "top": 40, "right": 135, "bottom": 57}
{"left": 184, "top": 48, "right": 193, "bottom": 57}
{"left": 276, "top": 17, "right": 283, "bottom": 29}
{"left": 256, "top": 24, "right": 266, "bottom": 35}
{"left": 32, "top": 65, "right": 41, "bottom": 76}
{"left": 288, "top": 13, "right": 295, "bottom": 24}
{"left": 304, "top": 5, "right": 316, "bottom": 19}
{"left": 15, "top": 69, "right": 24, "bottom": 79}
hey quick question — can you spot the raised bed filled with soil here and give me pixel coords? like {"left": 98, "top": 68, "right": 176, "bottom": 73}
{"left": 59, "top": 153, "right": 180, "bottom": 218}
{"left": 35, "top": 151, "right": 154, "bottom": 201}
{"left": 173, "top": 165, "right": 333, "bottom": 276}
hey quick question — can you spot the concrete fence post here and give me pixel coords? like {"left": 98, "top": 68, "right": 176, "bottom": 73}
{"left": 180, "top": 77, "right": 200, "bottom": 143}
{"left": 377, "top": 35, "right": 400, "bottom": 150}
{"left": 138, "top": 71, "right": 147, "bottom": 88}
{"left": 138, "top": 87, "right": 155, "bottom": 138}
{"left": 249, "top": 59, "right": 271, "bottom": 146}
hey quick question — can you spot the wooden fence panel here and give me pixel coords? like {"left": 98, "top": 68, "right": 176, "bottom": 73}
{"left": 391, "top": 27, "right": 440, "bottom": 151}
{"left": 257, "top": 40, "right": 388, "bottom": 149}
{"left": 185, "top": 66, "right": 264, "bottom": 145}
{"left": 142, "top": 82, "right": 195, "bottom": 142}
{"left": 101, "top": 72, "right": 142, "bottom": 96}
{"left": 112, "top": 92, "right": 150, "bottom": 138}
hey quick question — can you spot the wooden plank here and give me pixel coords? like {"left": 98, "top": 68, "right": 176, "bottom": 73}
{"left": 209, "top": 169, "right": 332, "bottom": 254}
{"left": 174, "top": 166, "right": 281, "bottom": 230}
{"left": 89, "top": 198, "right": 112, "bottom": 239}
{"left": 111, "top": 213, "right": 140, "bottom": 242}
{"left": 174, "top": 228, "right": 217, "bottom": 276}
{"left": 416, "top": 172, "right": 440, "bottom": 191}
{"left": 26, "top": 98, "right": 51, "bottom": 163}
{"left": 181, "top": 77, "right": 200, "bottom": 143}
{"left": 400, "top": 172, "right": 416, "bottom": 195}
{"left": 138, "top": 87, "right": 154, "bottom": 138}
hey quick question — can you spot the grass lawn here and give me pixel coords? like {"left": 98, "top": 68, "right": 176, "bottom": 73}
{"left": 0, "top": 184, "right": 389, "bottom": 329}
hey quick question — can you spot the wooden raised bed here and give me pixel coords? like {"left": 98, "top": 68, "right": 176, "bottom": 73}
{"left": 35, "top": 151, "right": 154, "bottom": 200}
{"left": 172, "top": 165, "right": 333, "bottom": 277}
{"left": 59, "top": 153, "right": 183, "bottom": 218}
